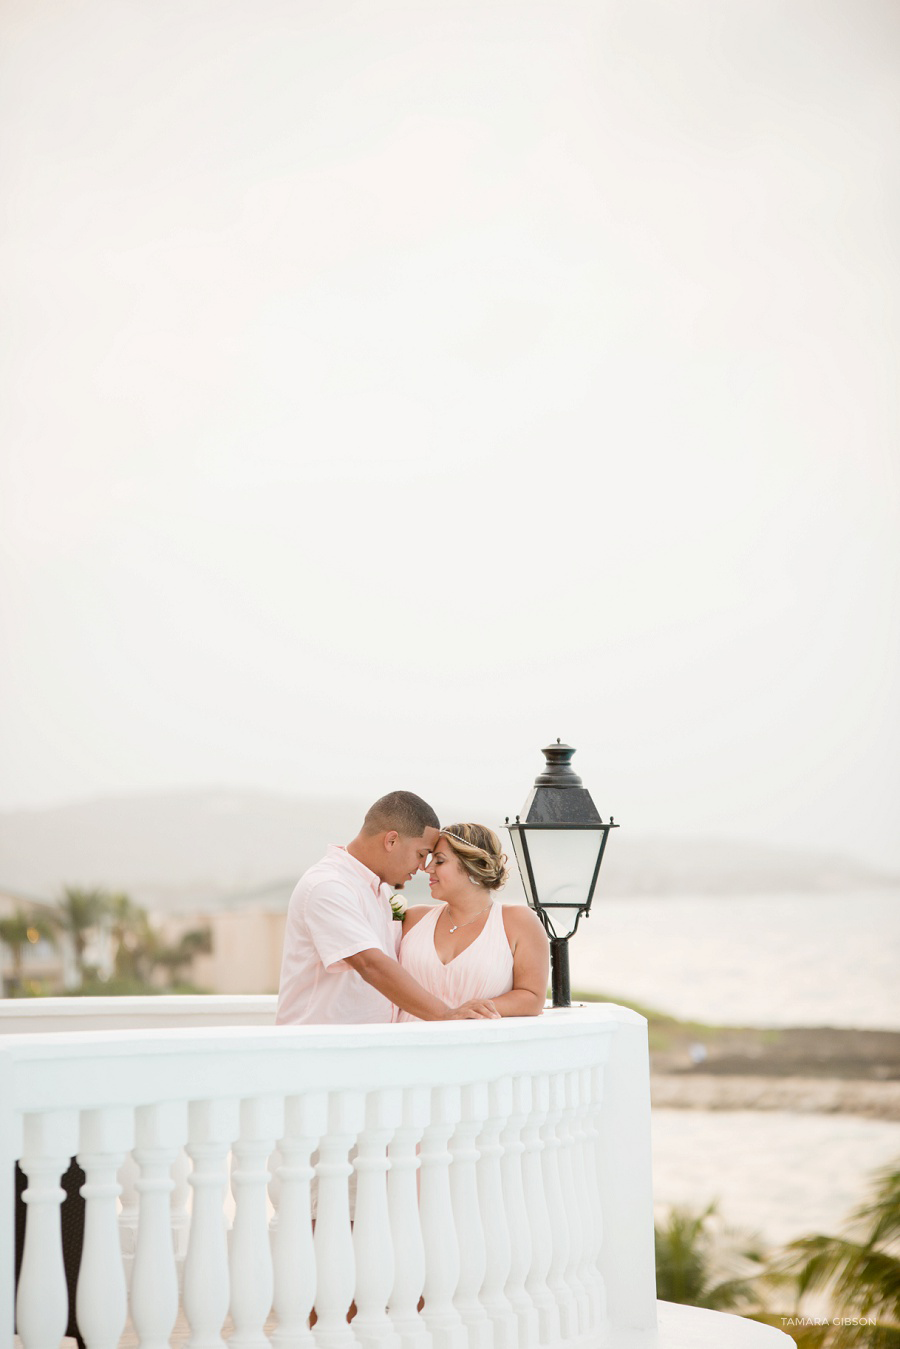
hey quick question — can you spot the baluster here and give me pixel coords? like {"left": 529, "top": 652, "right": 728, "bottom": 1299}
{"left": 477, "top": 1077, "right": 516, "bottom": 1349}
{"left": 500, "top": 1076, "right": 538, "bottom": 1349}
{"left": 386, "top": 1086, "right": 429, "bottom": 1349}
{"left": 131, "top": 1100, "right": 187, "bottom": 1349}
{"left": 268, "top": 1145, "right": 284, "bottom": 1230}
{"left": 118, "top": 1150, "right": 140, "bottom": 1268}
{"left": 16, "top": 1109, "right": 78, "bottom": 1349}
{"left": 171, "top": 1147, "right": 192, "bottom": 1264}
{"left": 586, "top": 1064, "right": 608, "bottom": 1321}
{"left": 448, "top": 1083, "right": 490, "bottom": 1349}
{"left": 419, "top": 1084, "right": 465, "bottom": 1349}
{"left": 541, "top": 1075, "right": 576, "bottom": 1338}
{"left": 230, "top": 1095, "right": 284, "bottom": 1349}
{"left": 272, "top": 1092, "right": 326, "bottom": 1349}
{"left": 558, "top": 1073, "right": 588, "bottom": 1333}
{"left": 76, "top": 1106, "right": 134, "bottom": 1349}
{"left": 576, "top": 1066, "right": 605, "bottom": 1329}
{"left": 0, "top": 1114, "right": 19, "bottom": 1349}
{"left": 314, "top": 1088, "right": 365, "bottom": 1349}
{"left": 353, "top": 1088, "right": 403, "bottom": 1349}
{"left": 520, "top": 1075, "right": 557, "bottom": 1346}
{"left": 184, "top": 1097, "right": 240, "bottom": 1349}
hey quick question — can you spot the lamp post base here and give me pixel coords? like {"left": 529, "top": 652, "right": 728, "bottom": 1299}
{"left": 549, "top": 937, "right": 571, "bottom": 1008}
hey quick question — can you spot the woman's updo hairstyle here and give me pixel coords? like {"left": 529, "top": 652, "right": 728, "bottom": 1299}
{"left": 439, "top": 823, "right": 508, "bottom": 891}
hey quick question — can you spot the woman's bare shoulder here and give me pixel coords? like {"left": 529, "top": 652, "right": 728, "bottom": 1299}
{"left": 500, "top": 904, "right": 546, "bottom": 939}
{"left": 401, "top": 904, "right": 439, "bottom": 932}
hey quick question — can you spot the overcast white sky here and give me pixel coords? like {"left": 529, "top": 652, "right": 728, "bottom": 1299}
{"left": 1, "top": 0, "right": 898, "bottom": 871}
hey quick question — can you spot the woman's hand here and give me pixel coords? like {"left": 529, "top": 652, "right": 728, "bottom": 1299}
{"left": 446, "top": 999, "right": 500, "bottom": 1019}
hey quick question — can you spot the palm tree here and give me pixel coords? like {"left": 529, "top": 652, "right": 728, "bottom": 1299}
{"left": 153, "top": 926, "right": 212, "bottom": 985}
{"left": 52, "top": 887, "right": 111, "bottom": 983}
{"left": 107, "top": 892, "right": 158, "bottom": 984}
{"left": 655, "top": 1201, "right": 768, "bottom": 1312}
{"left": 0, "top": 908, "right": 56, "bottom": 993}
{"left": 42, "top": 885, "right": 211, "bottom": 994}
{"left": 774, "top": 1161, "right": 900, "bottom": 1348}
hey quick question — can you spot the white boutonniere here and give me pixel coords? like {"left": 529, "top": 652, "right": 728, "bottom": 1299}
{"left": 389, "top": 893, "right": 407, "bottom": 921}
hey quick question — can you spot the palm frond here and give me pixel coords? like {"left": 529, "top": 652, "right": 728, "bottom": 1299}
{"left": 784, "top": 1235, "right": 869, "bottom": 1299}
{"left": 856, "top": 1168, "right": 900, "bottom": 1250}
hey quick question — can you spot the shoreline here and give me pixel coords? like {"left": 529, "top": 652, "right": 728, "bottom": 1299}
{"left": 650, "top": 1072, "right": 900, "bottom": 1121}
{"left": 579, "top": 996, "right": 900, "bottom": 1122}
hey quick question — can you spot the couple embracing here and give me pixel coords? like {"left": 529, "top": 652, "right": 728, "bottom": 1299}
{"left": 275, "top": 790, "right": 550, "bottom": 1025}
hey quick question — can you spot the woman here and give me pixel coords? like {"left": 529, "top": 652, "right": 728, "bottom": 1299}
{"left": 397, "top": 823, "right": 549, "bottom": 1020}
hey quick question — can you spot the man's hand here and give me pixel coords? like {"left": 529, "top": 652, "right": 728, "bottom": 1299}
{"left": 344, "top": 947, "right": 452, "bottom": 1020}
{"left": 343, "top": 949, "right": 502, "bottom": 1020}
{"left": 445, "top": 999, "right": 500, "bottom": 1020}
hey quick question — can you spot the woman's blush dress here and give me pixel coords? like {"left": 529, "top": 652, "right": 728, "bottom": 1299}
{"left": 396, "top": 901, "right": 514, "bottom": 1021}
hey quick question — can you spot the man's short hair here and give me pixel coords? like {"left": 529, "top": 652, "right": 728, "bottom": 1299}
{"left": 363, "top": 791, "right": 439, "bottom": 838}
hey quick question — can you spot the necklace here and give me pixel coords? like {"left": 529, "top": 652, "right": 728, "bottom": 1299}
{"left": 446, "top": 902, "right": 492, "bottom": 934}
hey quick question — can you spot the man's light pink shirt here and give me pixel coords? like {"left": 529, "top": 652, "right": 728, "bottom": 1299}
{"left": 275, "top": 844, "right": 402, "bottom": 1025}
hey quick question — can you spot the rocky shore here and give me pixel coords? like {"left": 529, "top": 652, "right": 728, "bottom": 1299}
{"left": 638, "top": 1013, "right": 900, "bottom": 1121}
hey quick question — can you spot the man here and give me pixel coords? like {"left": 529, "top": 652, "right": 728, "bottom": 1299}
{"left": 276, "top": 790, "right": 496, "bottom": 1023}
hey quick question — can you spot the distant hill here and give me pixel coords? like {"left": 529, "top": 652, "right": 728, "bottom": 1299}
{"left": 0, "top": 788, "right": 895, "bottom": 914}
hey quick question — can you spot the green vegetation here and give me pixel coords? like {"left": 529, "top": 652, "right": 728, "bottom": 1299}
{"left": 53, "top": 886, "right": 111, "bottom": 983}
{"left": 0, "top": 887, "right": 211, "bottom": 996}
{"left": 771, "top": 1161, "right": 900, "bottom": 1347}
{"left": 656, "top": 1160, "right": 900, "bottom": 1347}
{"left": 655, "top": 1201, "right": 766, "bottom": 1311}
{"left": 572, "top": 987, "right": 728, "bottom": 1050}
{"left": 0, "top": 907, "right": 57, "bottom": 994}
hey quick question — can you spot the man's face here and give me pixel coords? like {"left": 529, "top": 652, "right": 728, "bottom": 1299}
{"left": 385, "top": 826, "right": 440, "bottom": 887}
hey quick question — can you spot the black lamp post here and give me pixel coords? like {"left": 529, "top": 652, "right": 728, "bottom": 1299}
{"left": 505, "top": 741, "right": 618, "bottom": 1008}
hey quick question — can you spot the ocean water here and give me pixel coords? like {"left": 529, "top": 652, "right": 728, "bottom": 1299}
{"left": 651, "top": 1108, "right": 900, "bottom": 1250}
{"left": 568, "top": 890, "right": 899, "bottom": 1030}
{"left": 562, "top": 891, "right": 900, "bottom": 1249}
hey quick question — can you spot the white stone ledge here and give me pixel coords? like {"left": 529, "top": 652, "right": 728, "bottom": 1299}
{"left": 0, "top": 992, "right": 279, "bottom": 1033}
{"left": 610, "top": 1301, "right": 794, "bottom": 1347}
{"left": 11, "top": 1304, "right": 791, "bottom": 1349}
{"left": 0, "top": 994, "right": 648, "bottom": 1036}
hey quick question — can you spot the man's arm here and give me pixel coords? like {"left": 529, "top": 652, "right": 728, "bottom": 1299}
{"left": 344, "top": 949, "right": 498, "bottom": 1020}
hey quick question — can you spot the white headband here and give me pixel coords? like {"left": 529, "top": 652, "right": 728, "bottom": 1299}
{"left": 441, "top": 829, "right": 485, "bottom": 852}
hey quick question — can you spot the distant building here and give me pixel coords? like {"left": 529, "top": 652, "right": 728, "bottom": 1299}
{"left": 163, "top": 906, "right": 287, "bottom": 994}
{"left": 0, "top": 889, "right": 65, "bottom": 995}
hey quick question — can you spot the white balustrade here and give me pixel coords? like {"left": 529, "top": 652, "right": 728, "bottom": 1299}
{"left": 449, "top": 1083, "right": 490, "bottom": 1349}
{"left": 500, "top": 1075, "right": 538, "bottom": 1349}
{"left": 172, "top": 1145, "right": 193, "bottom": 1262}
{"left": 574, "top": 1066, "right": 604, "bottom": 1330}
{"left": 230, "top": 1095, "right": 283, "bottom": 1349}
{"left": 184, "top": 1097, "right": 239, "bottom": 1349}
{"left": 15, "top": 1110, "right": 78, "bottom": 1349}
{"left": 314, "top": 1089, "right": 365, "bottom": 1349}
{"left": 117, "top": 1148, "right": 140, "bottom": 1262}
{"left": 541, "top": 1074, "right": 577, "bottom": 1338}
{"left": 585, "top": 1062, "right": 608, "bottom": 1330}
{"left": 131, "top": 1101, "right": 186, "bottom": 1349}
{"left": 521, "top": 1074, "right": 559, "bottom": 1347}
{"left": 272, "top": 1092, "right": 326, "bottom": 1349}
{"left": 0, "top": 1002, "right": 666, "bottom": 1349}
{"left": 477, "top": 1077, "right": 517, "bottom": 1349}
{"left": 387, "top": 1086, "right": 430, "bottom": 1349}
{"left": 419, "top": 1084, "right": 466, "bottom": 1349}
{"left": 353, "top": 1088, "right": 402, "bottom": 1349}
{"left": 556, "top": 1074, "right": 589, "bottom": 1333}
{"left": 76, "top": 1106, "right": 133, "bottom": 1349}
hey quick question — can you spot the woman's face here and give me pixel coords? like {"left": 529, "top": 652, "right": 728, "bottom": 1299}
{"left": 426, "top": 839, "right": 469, "bottom": 901}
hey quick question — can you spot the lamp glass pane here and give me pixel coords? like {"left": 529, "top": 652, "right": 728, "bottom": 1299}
{"left": 509, "top": 829, "right": 537, "bottom": 908}
{"left": 521, "top": 827, "right": 604, "bottom": 910}
{"left": 541, "top": 904, "right": 584, "bottom": 939}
